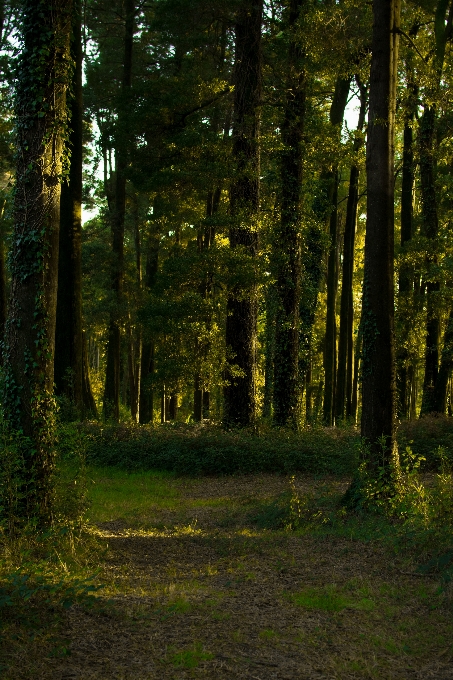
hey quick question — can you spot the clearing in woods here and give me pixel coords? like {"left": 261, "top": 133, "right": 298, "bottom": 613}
{"left": 4, "top": 471, "right": 453, "bottom": 679}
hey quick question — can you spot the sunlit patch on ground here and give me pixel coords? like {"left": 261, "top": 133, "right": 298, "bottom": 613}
{"left": 1, "top": 470, "right": 453, "bottom": 679}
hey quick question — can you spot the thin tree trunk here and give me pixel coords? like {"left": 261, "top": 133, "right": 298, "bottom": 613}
{"left": 139, "top": 231, "right": 159, "bottom": 424}
{"left": 433, "top": 309, "right": 453, "bottom": 413}
{"left": 419, "top": 105, "right": 440, "bottom": 415}
{"left": 223, "top": 0, "right": 263, "bottom": 427}
{"left": 322, "top": 77, "right": 350, "bottom": 426}
{"left": 263, "top": 284, "right": 277, "bottom": 419}
{"left": 0, "top": 199, "right": 7, "bottom": 364}
{"left": 335, "top": 80, "right": 367, "bottom": 423}
{"left": 396, "top": 67, "right": 417, "bottom": 419}
{"left": 3, "top": 0, "right": 72, "bottom": 520}
{"left": 103, "top": 0, "right": 134, "bottom": 421}
{"left": 361, "top": 0, "right": 400, "bottom": 471}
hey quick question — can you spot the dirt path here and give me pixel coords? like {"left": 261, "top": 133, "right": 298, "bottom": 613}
{"left": 32, "top": 475, "right": 453, "bottom": 679}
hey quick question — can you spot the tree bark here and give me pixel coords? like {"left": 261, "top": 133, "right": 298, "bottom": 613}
{"left": 272, "top": 0, "right": 306, "bottom": 428}
{"left": 433, "top": 309, "right": 453, "bottom": 414}
{"left": 139, "top": 230, "right": 159, "bottom": 424}
{"left": 55, "top": 0, "right": 96, "bottom": 418}
{"left": 3, "top": 0, "right": 72, "bottom": 520}
{"left": 223, "top": 0, "right": 262, "bottom": 427}
{"left": 396, "top": 70, "right": 417, "bottom": 419}
{"left": 335, "top": 79, "right": 367, "bottom": 423}
{"left": 103, "top": 0, "right": 134, "bottom": 421}
{"left": 361, "top": 0, "right": 400, "bottom": 471}
{"left": 322, "top": 77, "right": 350, "bottom": 426}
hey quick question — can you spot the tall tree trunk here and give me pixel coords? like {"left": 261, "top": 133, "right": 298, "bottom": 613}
{"left": 103, "top": 0, "right": 134, "bottom": 421}
{"left": 139, "top": 231, "right": 159, "bottom": 424}
{"left": 3, "top": 0, "right": 72, "bottom": 520}
{"left": 335, "top": 79, "right": 367, "bottom": 423}
{"left": 55, "top": 0, "right": 96, "bottom": 418}
{"left": 272, "top": 0, "right": 306, "bottom": 428}
{"left": 262, "top": 284, "right": 277, "bottom": 419}
{"left": 419, "top": 105, "right": 440, "bottom": 415}
{"left": 0, "top": 199, "right": 7, "bottom": 364}
{"left": 361, "top": 0, "right": 400, "bottom": 471}
{"left": 223, "top": 0, "right": 262, "bottom": 427}
{"left": 432, "top": 309, "right": 453, "bottom": 414}
{"left": 322, "top": 77, "right": 350, "bottom": 426}
{"left": 419, "top": 0, "right": 452, "bottom": 414}
{"left": 396, "top": 72, "right": 417, "bottom": 419}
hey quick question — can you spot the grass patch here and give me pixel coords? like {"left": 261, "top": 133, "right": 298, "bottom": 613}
{"left": 168, "top": 642, "right": 213, "bottom": 669}
{"left": 85, "top": 466, "right": 179, "bottom": 525}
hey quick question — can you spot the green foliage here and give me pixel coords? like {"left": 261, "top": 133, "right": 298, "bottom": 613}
{"left": 82, "top": 422, "right": 359, "bottom": 476}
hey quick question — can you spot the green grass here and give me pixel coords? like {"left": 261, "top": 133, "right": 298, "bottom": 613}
{"left": 288, "top": 583, "right": 375, "bottom": 612}
{"left": 85, "top": 466, "right": 179, "bottom": 525}
{"left": 168, "top": 643, "right": 213, "bottom": 668}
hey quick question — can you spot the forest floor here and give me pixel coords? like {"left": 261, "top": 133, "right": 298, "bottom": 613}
{"left": 3, "top": 470, "right": 453, "bottom": 680}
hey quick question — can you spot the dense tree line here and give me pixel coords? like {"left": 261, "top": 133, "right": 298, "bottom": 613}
{"left": 2, "top": 0, "right": 453, "bottom": 516}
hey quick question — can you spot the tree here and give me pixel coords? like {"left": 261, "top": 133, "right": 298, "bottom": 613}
{"left": 361, "top": 0, "right": 400, "bottom": 471}
{"left": 55, "top": 0, "right": 97, "bottom": 418}
{"left": 272, "top": 0, "right": 306, "bottom": 428}
{"left": 3, "top": 0, "right": 72, "bottom": 520}
{"left": 223, "top": 0, "right": 263, "bottom": 427}
{"left": 102, "top": 0, "right": 135, "bottom": 422}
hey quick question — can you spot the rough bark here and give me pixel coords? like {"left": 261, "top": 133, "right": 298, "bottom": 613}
{"left": 3, "top": 0, "right": 72, "bottom": 519}
{"left": 272, "top": 0, "right": 306, "bottom": 428}
{"left": 103, "top": 0, "right": 134, "bottom": 421}
{"left": 361, "top": 0, "right": 400, "bottom": 470}
{"left": 223, "top": 0, "right": 262, "bottom": 427}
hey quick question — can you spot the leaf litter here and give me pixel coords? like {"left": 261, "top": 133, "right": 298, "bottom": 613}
{"left": 3, "top": 473, "right": 453, "bottom": 679}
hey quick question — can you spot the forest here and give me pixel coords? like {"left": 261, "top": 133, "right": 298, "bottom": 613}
{"left": 1, "top": 0, "right": 453, "bottom": 678}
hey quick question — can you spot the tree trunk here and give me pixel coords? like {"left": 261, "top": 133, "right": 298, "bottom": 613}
{"left": 361, "top": 0, "right": 400, "bottom": 471}
{"left": 139, "top": 231, "right": 159, "bottom": 424}
{"left": 322, "top": 77, "right": 350, "bottom": 426}
{"left": 335, "top": 79, "right": 367, "bottom": 423}
{"left": 0, "top": 199, "right": 7, "bottom": 364}
{"left": 433, "top": 309, "right": 453, "bottom": 414}
{"left": 396, "top": 71, "right": 417, "bottom": 419}
{"left": 262, "top": 284, "right": 277, "bottom": 419}
{"left": 419, "top": 105, "right": 440, "bottom": 415}
{"left": 223, "top": 0, "right": 262, "bottom": 427}
{"left": 55, "top": 0, "right": 96, "bottom": 418}
{"left": 103, "top": 0, "right": 134, "bottom": 421}
{"left": 3, "top": 0, "right": 72, "bottom": 521}
{"left": 272, "top": 0, "right": 306, "bottom": 428}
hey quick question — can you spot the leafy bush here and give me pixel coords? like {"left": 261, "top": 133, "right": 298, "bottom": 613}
{"left": 397, "top": 415, "right": 453, "bottom": 470}
{"left": 81, "top": 422, "right": 360, "bottom": 476}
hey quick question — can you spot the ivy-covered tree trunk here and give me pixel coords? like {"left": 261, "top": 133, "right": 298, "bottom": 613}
{"left": 272, "top": 0, "right": 306, "bottom": 428}
{"left": 103, "top": 0, "right": 134, "bottom": 421}
{"left": 3, "top": 0, "right": 72, "bottom": 520}
{"left": 335, "top": 79, "right": 367, "bottom": 423}
{"left": 223, "top": 0, "right": 262, "bottom": 427}
{"left": 0, "top": 199, "right": 7, "bottom": 365}
{"left": 55, "top": 0, "right": 97, "bottom": 419}
{"left": 322, "top": 77, "right": 350, "bottom": 427}
{"left": 361, "top": 0, "right": 400, "bottom": 471}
